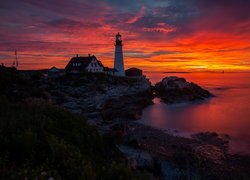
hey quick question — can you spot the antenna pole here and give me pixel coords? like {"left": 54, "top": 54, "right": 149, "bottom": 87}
{"left": 15, "top": 49, "right": 18, "bottom": 68}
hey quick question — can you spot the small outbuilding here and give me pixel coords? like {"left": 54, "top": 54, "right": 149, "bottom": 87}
{"left": 104, "top": 67, "right": 118, "bottom": 76}
{"left": 0, "top": 64, "right": 17, "bottom": 72}
{"left": 48, "top": 66, "right": 61, "bottom": 76}
{"left": 125, "top": 68, "right": 143, "bottom": 77}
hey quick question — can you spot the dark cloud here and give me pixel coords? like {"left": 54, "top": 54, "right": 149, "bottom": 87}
{"left": 186, "top": 0, "right": 250, "bottom": 35}
{"left": 142, "top": 56, "right": 200, "bottom": 63}
{"left": 125, "top": 50, "right": 179, "bottom": 58}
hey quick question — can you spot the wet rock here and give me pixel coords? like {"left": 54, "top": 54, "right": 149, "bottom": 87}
{"left": 155, "top": 76, "right": 212, "bottom": 104}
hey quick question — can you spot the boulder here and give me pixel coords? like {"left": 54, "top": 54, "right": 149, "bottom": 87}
{"left": 155, "top": 76, "right": 212, "bottom": 104}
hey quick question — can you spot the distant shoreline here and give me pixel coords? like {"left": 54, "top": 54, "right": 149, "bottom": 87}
{"left": 163, "top": 71, "right": 191, "bottom": 74}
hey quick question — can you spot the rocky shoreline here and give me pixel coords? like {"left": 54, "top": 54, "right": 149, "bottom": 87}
{"left": 118, "top": 122, "right": 250, "bottom": 179}
{"left": 1, "top": 70, "right": 249, "bottom": 179}
{"left": 47, "top": 73, "right": 247, "bottom": 179}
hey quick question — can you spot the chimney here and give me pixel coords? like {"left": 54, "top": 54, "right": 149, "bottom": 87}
{"left": 76, "top": 54, "right": 79, "bottom": 58}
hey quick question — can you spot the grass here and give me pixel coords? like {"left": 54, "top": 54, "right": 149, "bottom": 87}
{"left": 0, "top": 97, "right": 147, "bottom": 179}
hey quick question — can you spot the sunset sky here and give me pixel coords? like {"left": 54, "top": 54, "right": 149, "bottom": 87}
{"left": 0, "top": 0, "right": 250, "bottom": 72}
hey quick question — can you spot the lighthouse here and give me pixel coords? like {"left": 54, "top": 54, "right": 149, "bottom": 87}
{"left": 114, "top": 33, "right": 125, "bottom": 76}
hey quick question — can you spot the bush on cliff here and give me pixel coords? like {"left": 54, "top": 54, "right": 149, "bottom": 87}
{"left": 0, "top": 97, "right": 147, "bottom": 179}
{"left": 55, "top": 72, "right": 140, "bottom": 87}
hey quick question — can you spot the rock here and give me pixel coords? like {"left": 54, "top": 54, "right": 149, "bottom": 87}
{"left": 194, "top": 145, "right": 225, "bottom": 164}
{"left": 101, "top": 91, "right": 152, "bottom": 121}
{"left": 159, "top": 160, "right": 191, "bottom": 180}
{"left": 155, "top": 76, "right": 212, "bottom": 104}
{"left": 117, "top": 145, "right": 154, "bottom": 169}
{"left": 192, "top": 132, "right": 229, "bottom": 153}
{"left": 110, "top": 122, "right": 128, "bottom": 133}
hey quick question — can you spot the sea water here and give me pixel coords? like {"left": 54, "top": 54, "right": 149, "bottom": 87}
{"left": 140, "top": 72, "right": 250, "bottom": 154}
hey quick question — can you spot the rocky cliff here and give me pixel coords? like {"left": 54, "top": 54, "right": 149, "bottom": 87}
{"left": 43, "top": 73, "right": 153, "bottom": 123}
{"left": 0, "top": 70, "right": 153, "bottom": 127}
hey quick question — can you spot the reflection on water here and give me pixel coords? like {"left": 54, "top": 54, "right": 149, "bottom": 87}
{"left": 140, "top": 72, "right": 250, "bottom": 154}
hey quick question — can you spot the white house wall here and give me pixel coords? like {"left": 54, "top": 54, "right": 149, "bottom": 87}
{"left": 86, "top": 58, "right": 104, "bottom": 72}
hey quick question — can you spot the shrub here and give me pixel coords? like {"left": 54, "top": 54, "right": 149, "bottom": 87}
{"left": 0, "top": 98, "right": 146, "bottom": 179}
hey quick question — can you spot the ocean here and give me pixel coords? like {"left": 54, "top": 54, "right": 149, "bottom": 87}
{"left": 140, "top": 72, "right": 250, "bottom": 154}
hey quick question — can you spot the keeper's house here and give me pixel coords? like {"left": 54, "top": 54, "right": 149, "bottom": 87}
{"left": 65, "top": 54, "right": 104, "bottom": 73}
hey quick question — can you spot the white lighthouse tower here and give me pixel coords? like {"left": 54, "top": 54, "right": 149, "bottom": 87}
{"left": 114, "top": 33, "right": 125, "bottom": 76}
